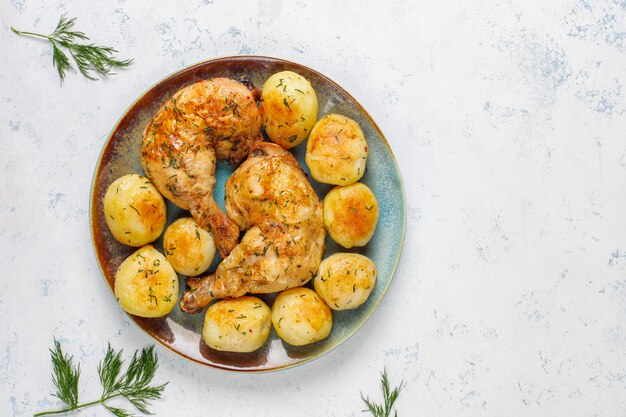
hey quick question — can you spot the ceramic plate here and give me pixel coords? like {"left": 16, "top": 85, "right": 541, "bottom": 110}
{"left": 90, "top": 56, "right": 406, "bottom": 372}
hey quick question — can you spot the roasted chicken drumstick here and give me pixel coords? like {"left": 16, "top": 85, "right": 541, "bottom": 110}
{"left": 180, "top": 142, "right": 326, "bottom": 313}
{"left": 141, "top": 78, "right": 262, "bottom": 257}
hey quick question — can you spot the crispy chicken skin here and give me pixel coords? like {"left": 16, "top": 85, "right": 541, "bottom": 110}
{"left": 141, "top": 78, "right": 262, "bottom": 257}
{"left": 180, "top": 142, "right": 326, "bottom": 313}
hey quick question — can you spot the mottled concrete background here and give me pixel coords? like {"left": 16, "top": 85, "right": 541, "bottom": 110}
{"left": 1, "top": 0, "right": 626, "bottom": 416}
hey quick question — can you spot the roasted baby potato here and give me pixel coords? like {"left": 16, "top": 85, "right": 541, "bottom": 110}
{"left": 103, "top": 174, "right": 166, "bottom": 247}
{"left": 114, "top": 245, "right": 178, "bottom": 318}
{"left": 260, "top": 71, "right": 318, "bottom": 149}
{"left": 323, "top": 182, "right": 379, "bottom": 248}
{"left": 163, "top": 217, "right": 216, "bottom": 276}
{"left": 305, "top": 114, "right": 368, "bottom": 185}
{"left": 314, "top": 253, "right": 377, "bottom": 310}
{"left": 202, "top": 296, "right": 272, "bottom": 352}
{"left": 271, "top": 287, "right": 332, "bottom": 346}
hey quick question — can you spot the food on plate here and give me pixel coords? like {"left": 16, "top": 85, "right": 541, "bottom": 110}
{"left": 323, "top": 182, "right": 379, "bottom": 248}
{"left": 180, "top": 142, "right": 326, "bottom": 314}
{"left": 163, "top": 217, "right": 216, "bottom": 276}
{"left": 314, "top": 253, "right": 377, "bottom": 310}
{"left": 259, "top": 71, "right": 318, "bottom": 149}
{"left": 202, "top": 296, "right": 272, "bottom": 352}
{"left": 103, "top": 174, "right": 166, "bottom": 247}
{"left": 305, "top": 114, "right": 368, "bottom": 185}
{"left": 141, "top": 78, "right": 262, "bottom": 257}
{"left": 114, "top": 245, "right": 178, "bottom": 318}
{"left": 271, "top": 287, "right": 332, "bottom": 346}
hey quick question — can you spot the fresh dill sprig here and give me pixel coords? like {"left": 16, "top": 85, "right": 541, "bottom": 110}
{"left": 49, "top": 340, "right": 80, "bottom": 409}
{"left": 34, "top": 340, "right": 167, "bottom": 417}
{"left": 361, "top": 369, "right": 403, "bottom": 417}
{"left": 11, "top": 15, "right": 133, "bottom": 82}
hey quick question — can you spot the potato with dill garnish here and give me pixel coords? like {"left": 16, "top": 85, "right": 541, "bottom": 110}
{"left": 305, "top": 114, "right": 368, "bottom": 185}
{"left": 163, "top": 217, "right": 215, "bottom": 276}
{"left": 114, "top": 245, "right": 178, "bottom": 318}
{"left": 103, "top": 174, "right": 166, "bottom": 247}
{"left": 314, "top": 253, "right": 377, "bottom": 310}
{"left": 259, "top": 71, "right": 318, "bottom": 149}
{"left": 202, "top": 296, "right": 272, "bottom": 352}
{"left": 324, "top": 182, "right": 379, "bottom": 248}
{"left": 271, "top": 287, "right": 332, "bottom": 346}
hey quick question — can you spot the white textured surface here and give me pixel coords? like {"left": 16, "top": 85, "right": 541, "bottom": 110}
{"left": 2, "top": 0, "right": 626, "bottom": 415}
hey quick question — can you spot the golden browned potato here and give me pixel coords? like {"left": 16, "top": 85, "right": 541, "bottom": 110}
{"left": 259, "top": 71, "right": 318, "bottom": 149}
{"left": 163, "top": 217, "right": 216, "bottom": 276}
{"left": 202, "top": 296, "right": 272, "bottom": 352}
{"left": 323, "top": 182, "right": 379, "bottom": 248}
{"left": 314, "top": 253, "right": 377, "bottom": 310}
{"left": 114, "top": 245, "right": 178, "bottom": 317}
{"left": 305, "top": 114, "right": 368, "bottom": 185}
{"left": 271, "top": 287, "right": 332, "bottom": 346}
{"left": 103, "top": 174, "right": 167, "bottom": 247}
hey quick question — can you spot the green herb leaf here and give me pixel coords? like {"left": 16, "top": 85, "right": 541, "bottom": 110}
{"left": 360, "top": 369, "right": 403, "bottom": 417}
{"left": 51, "top": 42, "right": 73, "bottom": 81}
{"left": 104, "top": 404, "right": 134, "bottom": 417}
{"left": 49, "top": 339, "right": 80, "bottom": 409}
{"left": 34, "top": 340, "right": 166, "bottom": 417}
{"left": 11, "top": 15, "right": 132, "bottom": 82}
{"left": 98, "top": 344, "right": 124, "bottom": 398}
{"left": 118, "top": 346, "right": 167, "bottom": 414}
